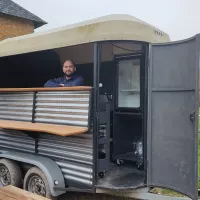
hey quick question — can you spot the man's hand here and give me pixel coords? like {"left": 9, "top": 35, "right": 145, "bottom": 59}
{"left": 59, "top": 84, "right": 64, "bottom": 87}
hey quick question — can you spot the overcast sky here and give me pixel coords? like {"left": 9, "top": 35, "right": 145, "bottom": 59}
{"left": 13, "top": 0, "right": 200, "bottom": 41}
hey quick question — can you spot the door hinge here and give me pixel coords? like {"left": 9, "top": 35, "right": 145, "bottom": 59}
{"left": 190, "top": 111, "right": 195, "bottom": 123}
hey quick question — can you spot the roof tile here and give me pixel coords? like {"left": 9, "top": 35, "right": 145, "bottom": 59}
{"left": 0, "top": 0, "right": 47, "bottom": 28}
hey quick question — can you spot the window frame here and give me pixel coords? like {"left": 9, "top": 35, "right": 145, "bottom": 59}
{"left": 115, "top": 55, "right": 144, "bottom": 111}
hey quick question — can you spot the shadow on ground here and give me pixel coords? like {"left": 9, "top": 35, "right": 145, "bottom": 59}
{"left": 59, "top": 192, "right": 135, "bottom": 200}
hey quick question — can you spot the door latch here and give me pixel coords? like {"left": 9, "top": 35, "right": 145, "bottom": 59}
{"left": 190, "top": 112, "right": 195, "bottom": 123}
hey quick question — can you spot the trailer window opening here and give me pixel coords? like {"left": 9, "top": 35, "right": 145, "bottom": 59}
{"left": 118, "top": 59, "right": 140, "bottom": 108}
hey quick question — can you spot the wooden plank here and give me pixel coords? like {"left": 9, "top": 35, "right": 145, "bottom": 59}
{"left": 0, "top": 120, "right": 88, "bottom": 136}
{"left": 0, "top": 185, "right": 49, "bottom": 200}
{"left": 0, "top": 86, "right": 92, "bottom": 92}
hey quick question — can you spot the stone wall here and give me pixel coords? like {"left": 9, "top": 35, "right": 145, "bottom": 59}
{"left": 0, "top": 13, "right": 34, "bottom": 41}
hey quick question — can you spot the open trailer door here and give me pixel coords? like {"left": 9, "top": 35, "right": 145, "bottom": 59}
{"left": 147, "top": 36, "right": 199, "bottom": 200}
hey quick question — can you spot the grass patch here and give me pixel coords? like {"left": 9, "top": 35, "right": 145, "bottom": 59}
{"left": 198, "top": 110, "right": 200, "bottom": 189}
{"left": 151, "top": 188, "right": 186, "bottom": 197}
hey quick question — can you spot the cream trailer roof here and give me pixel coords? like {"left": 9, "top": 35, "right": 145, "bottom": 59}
{"left": 0, "top": 14, "right": 170, "bottom": 57}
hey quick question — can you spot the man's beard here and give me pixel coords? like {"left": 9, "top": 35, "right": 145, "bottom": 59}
{"left": 65, "top": 72, "right": 74, "bottom": 78}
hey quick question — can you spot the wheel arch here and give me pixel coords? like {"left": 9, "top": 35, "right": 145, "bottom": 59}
{"left": 0, "top": 151, "right": 66, "bottom": 196}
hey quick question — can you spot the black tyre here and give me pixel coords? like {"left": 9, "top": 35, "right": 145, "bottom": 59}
{"left": 23, "top": 167, "right": 56, "bottom": 200}
{"left": 0, "top": 159, "right": 22, "bottom": 187}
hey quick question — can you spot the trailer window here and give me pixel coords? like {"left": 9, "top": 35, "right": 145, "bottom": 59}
{"left": 118, "top": 59, "right": 140, "bottom": 108}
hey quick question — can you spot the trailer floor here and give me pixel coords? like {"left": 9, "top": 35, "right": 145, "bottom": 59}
{"left": 97, "top": 162, "right": 144, "bottom": 190}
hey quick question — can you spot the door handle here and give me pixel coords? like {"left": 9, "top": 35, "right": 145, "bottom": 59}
{"left": 190, "top": 112, "right": 195, "bottom": 123}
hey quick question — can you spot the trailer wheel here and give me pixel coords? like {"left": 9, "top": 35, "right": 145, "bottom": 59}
{"left": 0, "top": 159, "right": 22, "bottom": 187}
{"left": 23, "top": 167, "right": 57, "bottom": 200}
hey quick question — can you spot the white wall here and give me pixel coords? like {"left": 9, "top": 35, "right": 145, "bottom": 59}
{"left": 54, "top": 42, "right": 143, "bottom": 65}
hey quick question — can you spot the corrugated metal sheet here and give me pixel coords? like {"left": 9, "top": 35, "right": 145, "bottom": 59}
{"left": 0, "top": 90, "right": 91, "bottom": 129}
{"left": 0, "top": 129, "right": 35, "bottom": 153}
{"left": 38, "top": 133, "right": 93, "bottom": 186}
{"left": 0, "top": 90, "right": 93, "bottom": 188}
{"left": 0, "top": 129, "right": 94, "bottom": 187}
{"left": 0, "top": 92, "right": 33, "bottom": 122}
{"left": 35, "top": 91, "right": 90, "bottom": 127}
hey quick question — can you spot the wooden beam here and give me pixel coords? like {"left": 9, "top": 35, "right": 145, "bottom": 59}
{"left": 0, "top": 86, "right": 92, "bottom": 92}
{"left": 0, "top": 120, "right": 88, "bottom": 136}
{"left": 0, "top": 185, "right": 49, "bottom": 200}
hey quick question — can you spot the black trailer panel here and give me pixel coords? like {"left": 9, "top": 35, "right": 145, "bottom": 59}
{"left": 148, "top": 36, "right": 199, "bottom": 200}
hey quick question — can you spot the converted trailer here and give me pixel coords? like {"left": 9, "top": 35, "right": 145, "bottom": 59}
{"left": 0, "top": 15, "right": 198, "bottom": 200}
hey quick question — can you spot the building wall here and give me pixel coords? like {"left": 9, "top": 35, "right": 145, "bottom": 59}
{"left": 0, "top": 14, "right": 34, "bottom": 41}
